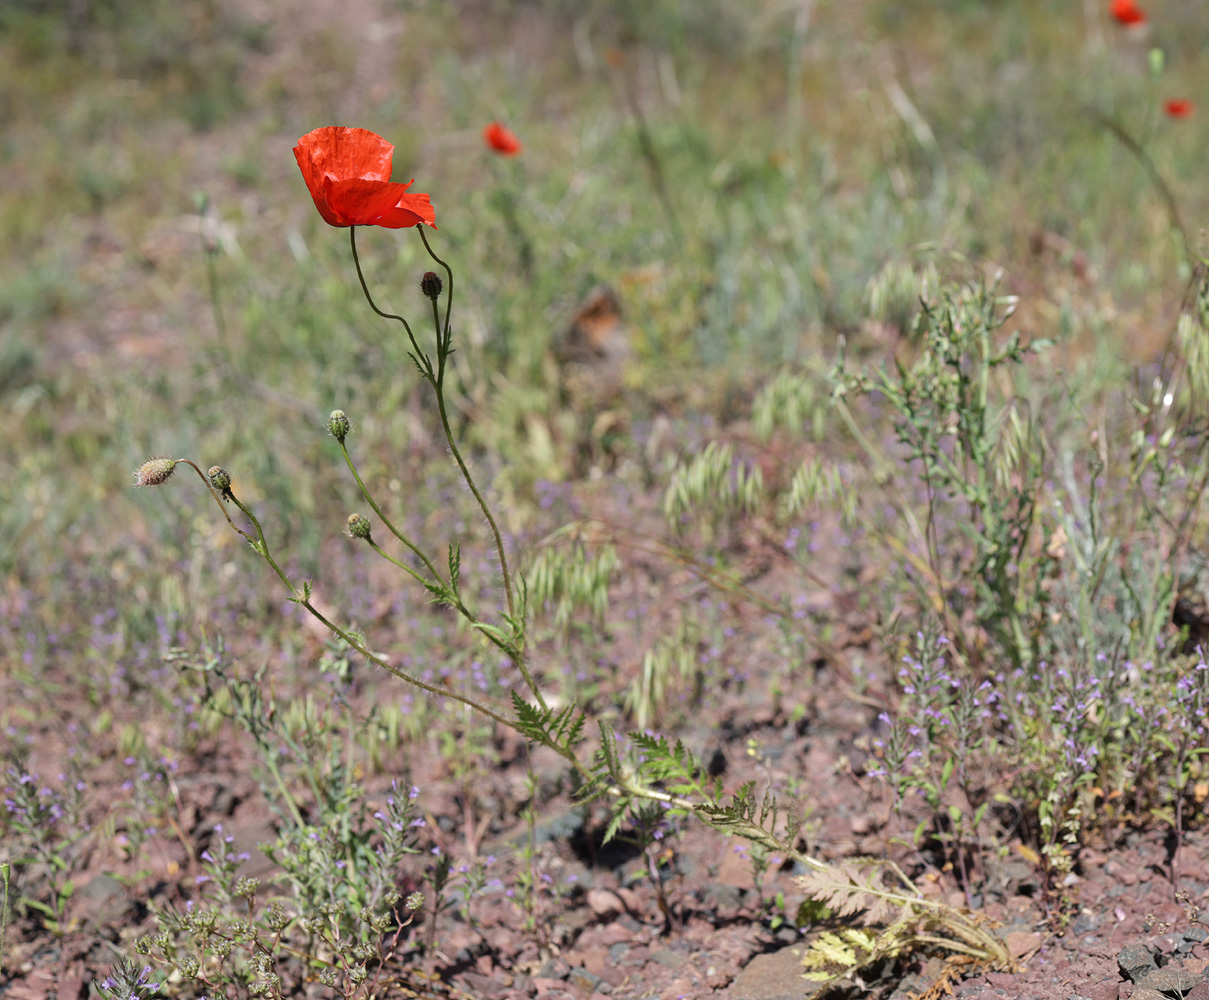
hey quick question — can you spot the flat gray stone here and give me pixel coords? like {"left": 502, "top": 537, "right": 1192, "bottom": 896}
{"left": 1118, "top": 943, "right": 1158, "bottom": 981}
{"left": 1136, "top": 966, "right": 1204, "bottom": 993}
{"left": 728, "top": 946, "right": 823, "bottom": 1000}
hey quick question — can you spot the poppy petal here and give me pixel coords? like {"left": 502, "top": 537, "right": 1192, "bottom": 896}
{"left": 294, "top": 126, "right": 436, "bottom": 229}
{"left": 295, "top": 126, "right": 394, "bottom": 183}
{"left": 323, "top": 179, "right": 437, "bottom": 229}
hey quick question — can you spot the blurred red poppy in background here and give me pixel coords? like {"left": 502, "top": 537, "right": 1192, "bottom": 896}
{"left": 1110, "top": 0, "right": 1146, "bottom": 25}
{"left": 293, "top": 126, "right": 436, "bottom": 229}
{"left": 1164, "top": 99, "right": 1195, "bottom": 119}
{"left": 483, "top": 122, "right": 523, "bottom": 156}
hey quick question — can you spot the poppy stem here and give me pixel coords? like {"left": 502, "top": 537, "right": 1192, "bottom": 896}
{"left": 417, "top": 227, "right": 454, "bottom": 376}
{"left": 349, "top": 227, "right": 434, "bottom": 380}
{"left": 415, "top": 228, "right": 539, "bottom": 706}
{"left": 220, "top": 478, "right": 516, "bottom": 728}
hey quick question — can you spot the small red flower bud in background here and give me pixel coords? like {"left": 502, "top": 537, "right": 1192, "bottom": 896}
{"left": 483, "top": 121, "right": 522, "bottom": 156}
{"left": 1110, "top": 0, "right": 1146, "bottom": 25}
{"left": 1164, "top": 99, "right": 1195, "bottom": 119}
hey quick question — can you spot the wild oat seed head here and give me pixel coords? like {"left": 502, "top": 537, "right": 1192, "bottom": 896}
{"left": 346, "top": 512, "right": 372, "bottom": 541}
{"left": 134, "top": 457, "right": 177, "bottom": 487}
{"left": 207, "top": 466, "right": 232, "bottom": 493}
{"left": 420, "top": 271, "right": 443, "bottom": 300}
{"left": 328, "top": 409, "right": 351, "bottom": 442}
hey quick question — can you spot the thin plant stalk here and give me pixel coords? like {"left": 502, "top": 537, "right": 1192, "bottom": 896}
{"left": 0, "top": 861, "right": 9, "bottom": 978}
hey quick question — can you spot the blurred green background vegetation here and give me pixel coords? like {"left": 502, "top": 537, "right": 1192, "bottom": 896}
{"left": 0, "top": 0, "right": 1205, "bottom": 664}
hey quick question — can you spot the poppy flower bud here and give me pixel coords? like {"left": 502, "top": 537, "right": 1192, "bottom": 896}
{"left": 207, "top": 466, "right": 233, "bottom": 499}
{"left": 420, "top": 272, "right": 443, "bottom": 300}
{"left": 346, "top": 513, "right": 372, "bottom": 541}
{"left": 134, "top": 457, "right": 177, "bottom": 487}
{"left": 328, "top": 410, "right": 351, "bottom": 443}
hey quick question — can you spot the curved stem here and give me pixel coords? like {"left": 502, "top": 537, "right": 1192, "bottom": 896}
{"left": 366, "top": 538, "right": 433, "bottom": 589}
{"left": 350, "top": 227, "right": 432, "bottom": 379}
{"left": 417, "top": 227, "right": 453, "bottom": 371}
{"left": 178, "top": 460, "right": 256, "bottom": 543}
{"left": 1084, "top": 107, "right": 1190, "bottom": 264}
{"left": 362, "top": 537, "right": 515, "bottom": 661}
{"left": 415, "top": 228, "right": 541, "bottom": 706}
{"left": 218, "top": 490, "right": 515, "bottom": 728}
{"left": 432, "top": 370, "right": 517, "bottom": 622}
{"left": 338, "top": 439, "right": 442, "bottom": 581}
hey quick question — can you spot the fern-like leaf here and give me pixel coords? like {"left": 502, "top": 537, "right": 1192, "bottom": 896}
{"left": 800, "top": 928, "right": 879, "bottom": 981}
{"left": 796, "top": 858, "right": 911, "bottom": 926}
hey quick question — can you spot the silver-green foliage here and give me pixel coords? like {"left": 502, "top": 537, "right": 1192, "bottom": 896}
{"left": 663, "top": 440, "right": 764, "bottom": 537}
{"left": 832, "top": 273, "right": 1050, "bottom": 671}
{"left": 527, "top": 542, "right": 619, "bottom": 629}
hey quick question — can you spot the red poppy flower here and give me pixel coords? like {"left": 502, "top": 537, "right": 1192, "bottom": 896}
{"left": 1110, "top": 0, "right": 1146, "bottom": 25}
{"left": 293, "top": 126, "right": 435, "bottom": 229}
{"left": 1165, "top": 99, "right": 1195, "bottom": 119}
{"left": 483, "top": 121, "right": 522, "bottom": 156}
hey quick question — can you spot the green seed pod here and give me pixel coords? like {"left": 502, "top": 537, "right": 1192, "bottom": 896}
{"left": 346, "top": 513, "right": 372, "bottom": 541}
{"left": 207, "top": 466, "right": 232, "bottom": 493}
{"left": 328, "top": 409, "right": 351, "bottom": 442}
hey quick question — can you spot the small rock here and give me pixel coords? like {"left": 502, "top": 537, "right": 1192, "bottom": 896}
{"left": 1066, "top": 980, "right": 1119, "bottom": 1000}
{"left": 54, "top": 975, "right": 87, "bottom": 1000}
{"left": 1136, "top": 966, "right": 1204, "bottom": 994}
{"left": 1004, "top": 930, "right": 1042, "bottom": 959}
{"left": 701, "top": 882, "right": 746, "bottom": 911}
{"left": 570, "top": 946, "right": 609, "bottom": 979}
{"left": 537, "top": 957, "right": 569, "bottom": 980}
{"left": 651, "top": 947, "right": 685, "bottom": 969}
{"left": 459, "top": 971, "right": 509, "bottom": 999}
{"left": 75, "top": 874, "right": 131, "bottom": 928}
{"left": 614, "top": 887, "right": 642, "bottom": 913}
{"left": 985, "top": 971, "right": 1018, "bottom": 988}
{"left": 1119, "top": 943, "right": 1159, "bottom": 981}
{"left": 597, "top": 922, "right": 640, "bottom": 946}
{"left": 568, "top": 967, "right": 603, "bottom": 994}
{"left": 1071, "top": 910, "right": 1102, "bottom": 935}
{"left": 587, "top": 888, "right": 625, "bottom": 919}
{"left": 888, "top": 973, "right": 932, "bottom": 1000}
{"left": 773, "top": 926, "right": 799, "bottom": 945}
{"left": 730, "top": 946, "right": 824, "bottom": 1000}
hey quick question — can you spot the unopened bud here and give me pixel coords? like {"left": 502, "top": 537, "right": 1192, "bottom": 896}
{"left": 328, "top": 409, "right": 350, "bottom": 443}
{"left": 420, "top": 271, "right": 443, "bottom": 300}
{"left": 346, "top": 513, "right": 372, "bottom": 541}
{"left": 405, "top": 891, "right": 425, "bottom": 912}
{"left": 134, "top": 457, "right": 177, "bottom": 487}
{"left": 208, "top": 466, "right": 233, "bottom": 498}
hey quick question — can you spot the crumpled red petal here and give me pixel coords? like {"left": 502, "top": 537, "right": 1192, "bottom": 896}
{"left": 293, "top": 126, "right": 436, "bottom": 229}
{"left": 322, "top": 178, "right": 436, "bottom": 229}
